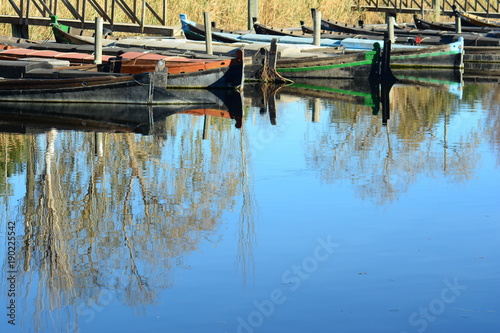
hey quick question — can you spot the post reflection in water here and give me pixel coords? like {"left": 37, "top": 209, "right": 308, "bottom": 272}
{"left": 0, "top": 76, "right": 499, "bottom": 333}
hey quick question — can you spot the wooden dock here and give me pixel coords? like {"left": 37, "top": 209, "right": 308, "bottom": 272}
{"left": 353, "top": 0, "right": 500, "bottom": 18}
{"left": 0, "top": 0, "right": 179, "bottom": 38}
{"left": 1, "top": 0, "right": 499, "bottom": 39}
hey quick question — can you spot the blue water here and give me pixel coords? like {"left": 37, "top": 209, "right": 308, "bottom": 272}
{"left": 0, "top": 80, "right": 499, "bottom": 333}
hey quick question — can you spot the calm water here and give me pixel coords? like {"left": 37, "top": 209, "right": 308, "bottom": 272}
{"left": 0, "top": 77, "right": 499, "bottom": 333}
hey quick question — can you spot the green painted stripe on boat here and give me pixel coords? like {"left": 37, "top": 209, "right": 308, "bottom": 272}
{"left": 277, "top": 59, "right": 373, "bottom": 73}
{"left": 277, "top": 51, "right": 377, "bottom": 73}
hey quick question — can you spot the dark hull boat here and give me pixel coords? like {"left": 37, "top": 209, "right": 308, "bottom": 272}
{"left": 413, "top": 15, "right": 493, "bottom": 33}
{"left": 0, "top": 88, "right": 244, "bottom": 134}
{"left": 0, "top": 60, "right": 235, "bottom": 104}
{"left": 179, "top": 14, "right": 247, "bottom": 43}
{"left": 454, "top": 10, "right": 500, "bottom": 29}
{"left": 0, "top": 44, "right": 245, "bottom": 90}
{"left": 318, "top": 14, "right": 500, "bottom": 47}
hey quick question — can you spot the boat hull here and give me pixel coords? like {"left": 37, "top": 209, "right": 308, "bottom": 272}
{"left": 0, "top": 72, "right": 226, "bottom": 104}
{"left": 276, "top": 50, "right": 380, "bottom": 79}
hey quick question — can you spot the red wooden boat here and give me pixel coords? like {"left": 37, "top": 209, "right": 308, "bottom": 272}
{"left": 0, "top": 45, "right": 244, "bottom": 89}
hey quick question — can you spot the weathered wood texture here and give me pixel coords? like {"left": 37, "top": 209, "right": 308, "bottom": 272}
{"left": 0, "top": 0, "right": 175, "bottom": 36}
{"left": 353, "top": 0, "right": 500, "bottom": 18}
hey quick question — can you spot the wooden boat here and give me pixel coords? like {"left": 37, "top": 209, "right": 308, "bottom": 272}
{"left": 253, "top": 21, "right": 356, "bottom": 39}
{"left": 179, "top": 13, "right": 249, "bottom": 43}
{"left": 318, "top": 14, "right": 500, "bottom": 46}
{"left": 0, "top": 60, "right": 221, "bottom": 104}
{"left": 0, "top": 45, "right": 245, "bottom": 89}
{"left": 412, "top": 15, "right": 492, "bottom": 33}
{"left": 180, "top": 14, "right": 450, "bottom": 51}
{"left": 50, "top": 16, "right": 120, "bottom": 44}
{"left": 273, "top": 47, "right": 381, "bottom": 80}
{"left": 384, "top": 38, "right": 464, "bottom": 69}
{"left": 454, "top": 9, "right": 500, "bottom": 29}
{"left": 50, "top": 15, "right": 245, "bottom": 58}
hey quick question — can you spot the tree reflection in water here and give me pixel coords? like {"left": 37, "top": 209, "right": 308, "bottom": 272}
{"left": 1, "top": 110, "right": 252, "bottom": 332}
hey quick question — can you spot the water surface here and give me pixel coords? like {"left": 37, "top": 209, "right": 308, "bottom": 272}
{"left": 0, "top": 78, "right": 499, "bottom": 333}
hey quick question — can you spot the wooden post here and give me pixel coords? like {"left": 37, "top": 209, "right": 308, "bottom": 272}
{"left": 455, "top": 11, "right": 462, "bottom": 33}
{"left": 313, "top": 10, "right": 321, "bottom": 46}
{"left": 248, "top": 0, "right": 258, "bottom": 30}
{"left": 432, "top": 0, "right": 441, "bottom": 21}
{"left": 82, "top": 0, "right": 86, "bottom": 29}
{"left": 111, "top": 0, "right": 115, "bottom": 28}
{"left": 204, "top": 12, "right": 213, "bottom": 55}
{"left": 388, "top": 15, "right": 396, "bottom": 44}
{"left": 163, "top": 0, "right": 167, "bottom": 25}
{"left": 269, "top": 38, "right": 278, "bottom": 71}
{"left": 94, "top": 17, "right": 103, "bottom": 65}
{"left": 141, "top": 0, "right": 146, "bottom": 32}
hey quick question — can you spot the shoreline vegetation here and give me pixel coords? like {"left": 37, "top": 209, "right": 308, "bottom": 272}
{"left": 0, "top": 0, "right": 460, "bottom": 40}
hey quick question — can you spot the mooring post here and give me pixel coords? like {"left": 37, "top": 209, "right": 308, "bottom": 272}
{"left": 269, "top": 38, "right": 278, "bottom": 71}
{"left": 94, "top": 17, "right": 103, "bottom": 65}
{"left": 433, "top": 0, "right": 441, "bottom": 22}
{"left": 248, "top": 0, "right": 259, "bottom": 30}
{"left": 455, "top": 11, "right": 462, "bottom": 33}
{"left": 313, "top": 10, "right": 321, "bottom": 46}
{"left": 204, "top": 12, "right": 213, "bottom": 55}
{"left": 387, "top": 15, "right": 396, "bottom": 44}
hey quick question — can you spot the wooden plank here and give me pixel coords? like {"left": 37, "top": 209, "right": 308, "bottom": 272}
{"left": 87, "top": 0, "right": 111, "bottom": 21}
{"left": 0, "top": 15, "right": 178, "bottom": 35}
{"left": 7, "top": 0, "right": 22, "bottom": 17}
{"left": 60, "top": 0, "right": 83, "bottom": 21}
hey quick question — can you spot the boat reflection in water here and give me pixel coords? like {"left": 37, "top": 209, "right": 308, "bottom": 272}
{"left": 0, "top": 88, "right": 244, "bottom": 135}
{"left": 276, "top": 69, "right": 464, "bottom": 126}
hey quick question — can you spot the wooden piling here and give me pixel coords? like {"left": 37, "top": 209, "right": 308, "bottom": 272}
{"left": 313, "top": 10, "right": 321, "bottom": 47}
{"left": 94, "top": 17, "right": 103, "bottom": 65}
{"left": 387, "top": 16, "right": 396, "bottom": 44}
{"left": 248, "top": 0, "right": 259, "bottom": 30}
{"left": 455, "top": 12, "right": 462, "bottom": 33}
{"left": 204, "top": 12, "right": 213, "bottom": 55}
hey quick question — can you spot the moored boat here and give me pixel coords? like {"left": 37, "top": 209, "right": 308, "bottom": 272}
{"left": 454, "top": 9, "right": 500, "bottom": 29}
{"left": 317, "top": 12, "right": 500, "bottom": 47}
{"left": 0, "top": 65, "right": 169, "bottom": 104}
{"left": 0, "top": 45, "right": 245, "bottom": 89}
{"left": 413, "top": 15, "right": 492, "bottom": 33}
{"left": 0, "top": 59, "right": 238, "bottom": 104}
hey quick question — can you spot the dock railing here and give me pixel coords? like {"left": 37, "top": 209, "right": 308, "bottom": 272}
{"left": 353, "top": 0, "right": 500, "bottom": 18}
{"left": 0, "top": 0, "right": 175, "bottom": 37}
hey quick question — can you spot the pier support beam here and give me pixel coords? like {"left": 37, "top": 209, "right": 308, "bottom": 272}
{"left": 11, "top": 22, "right": 29, "bottom": 39}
